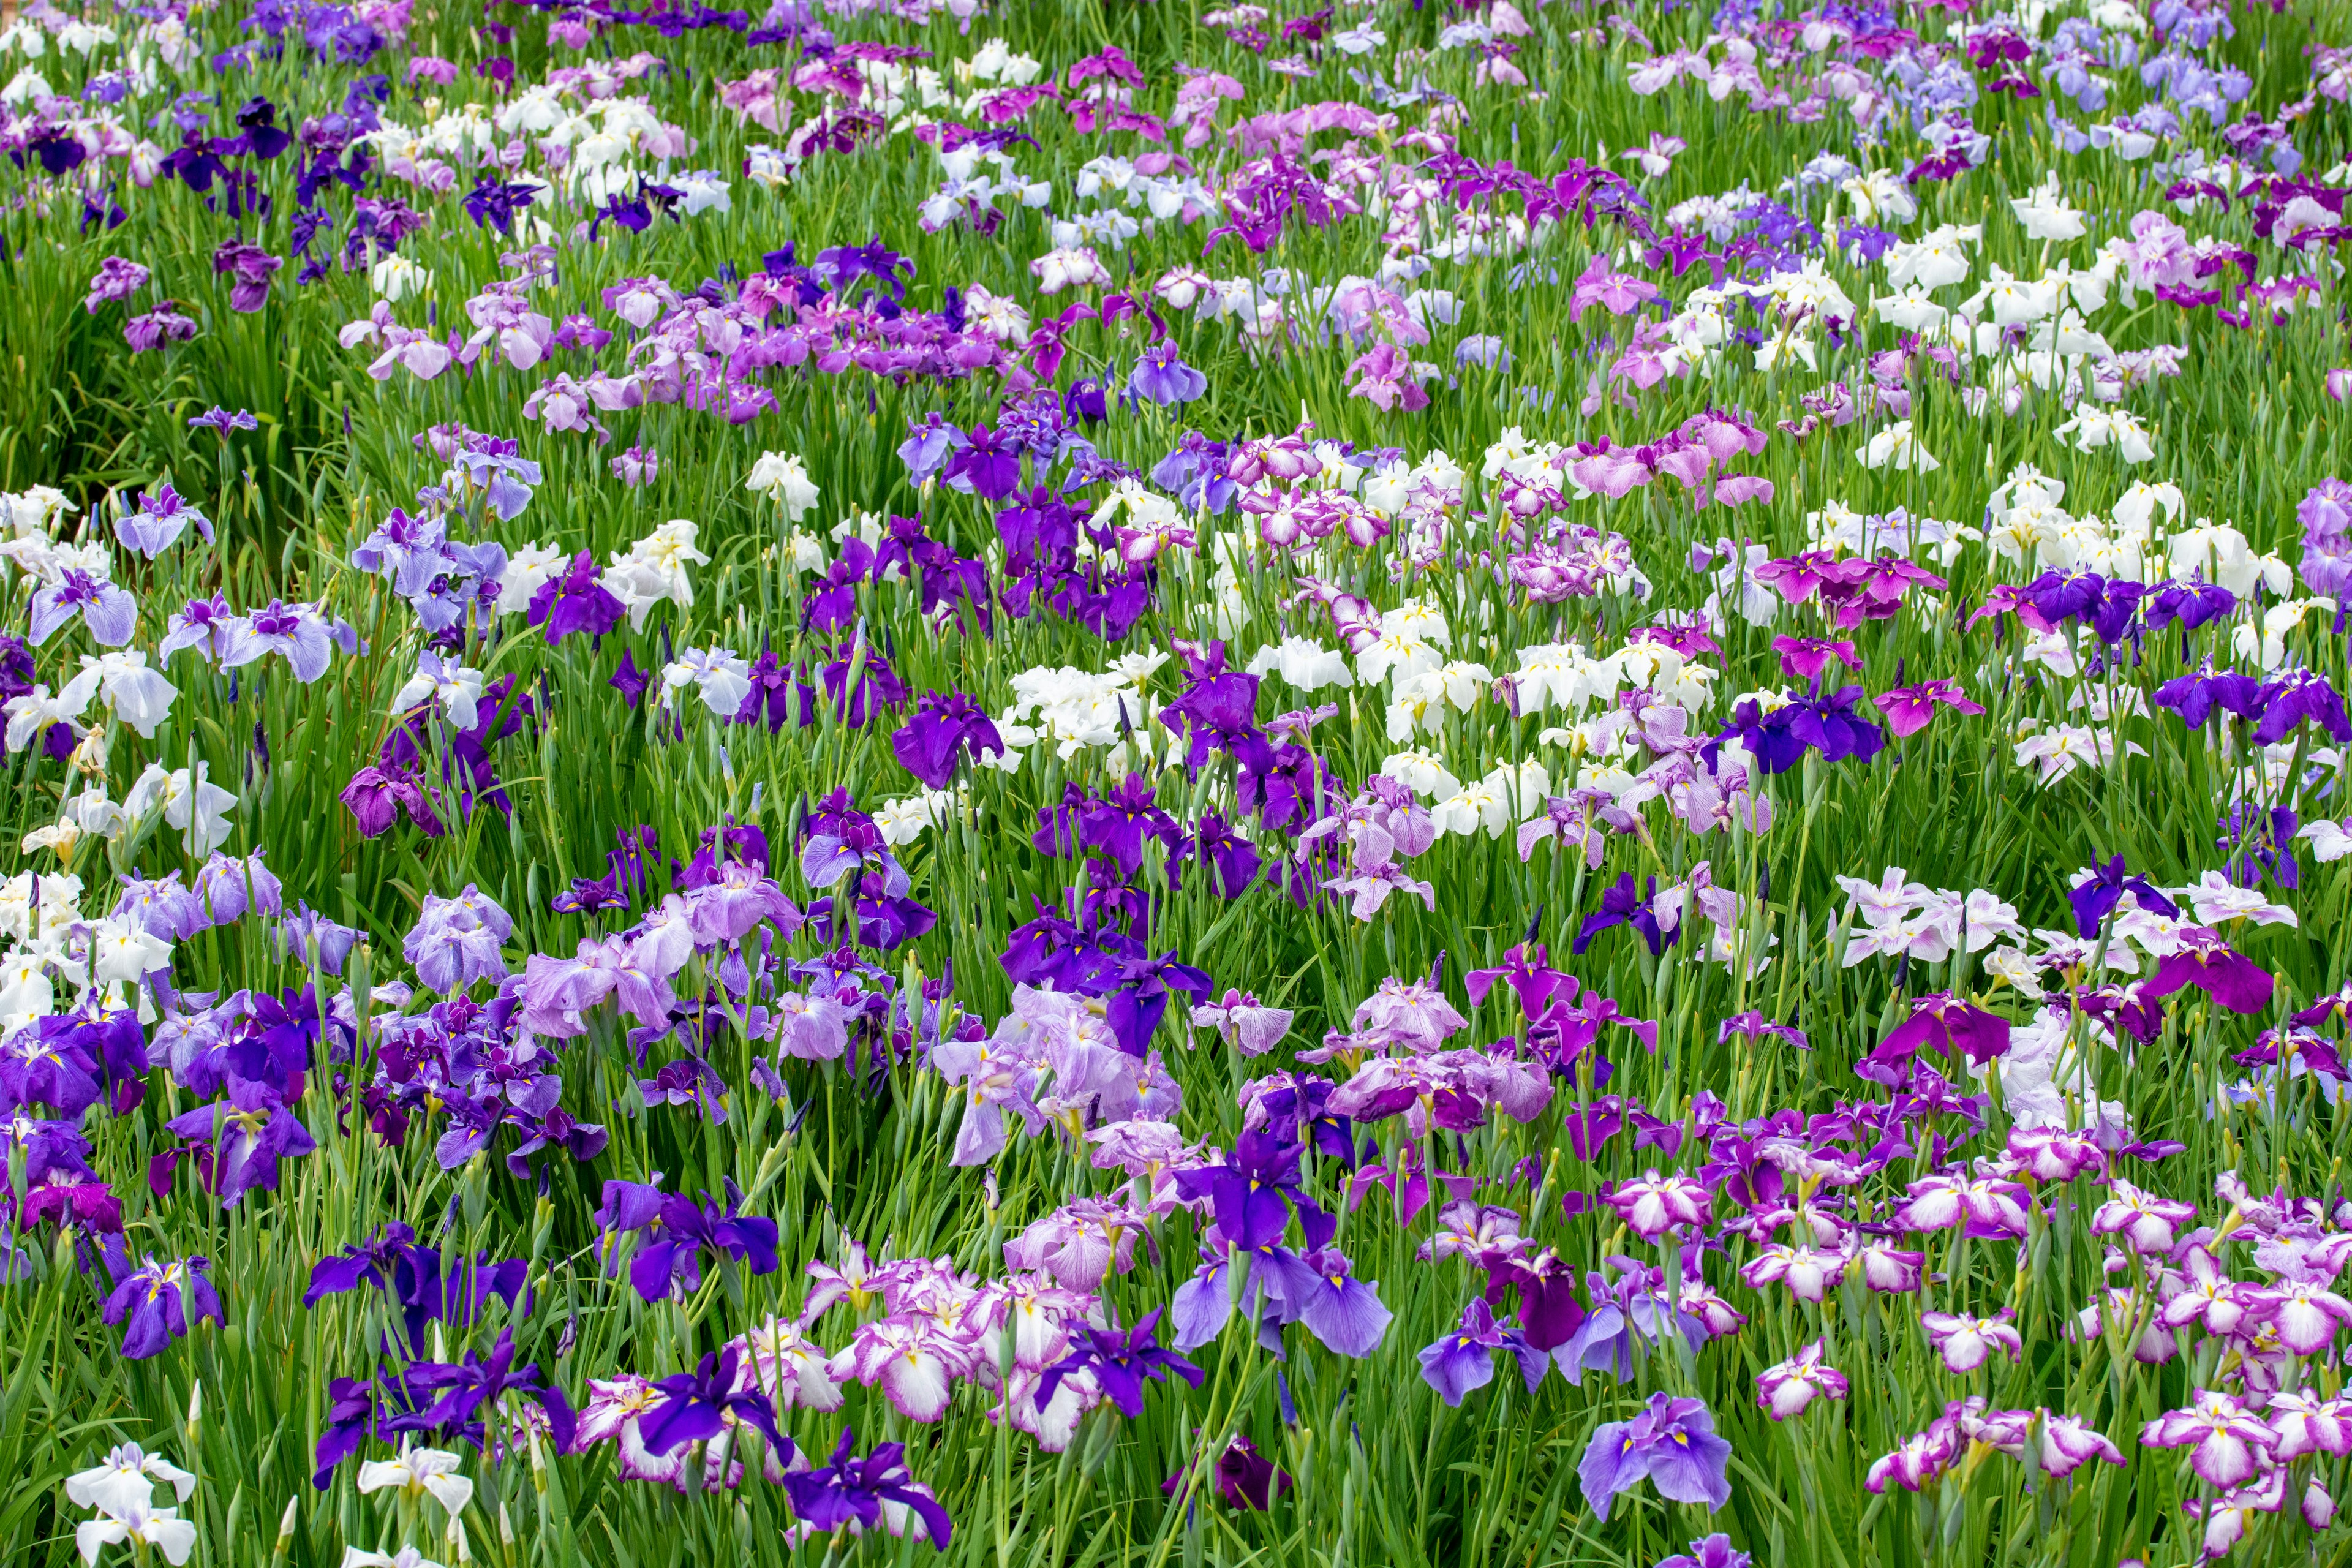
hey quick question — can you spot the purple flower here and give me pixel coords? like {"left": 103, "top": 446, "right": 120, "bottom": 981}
{"left": 600, "top": 1184, "right": 780, "bottom": 1303}
{"left": 1874, "top": 679, "right": 1985, "bottom": 739}
{"left": 889, "top": 690, "right": 1005, "bottom": 789}
{"left": 785, "top": 1428, "right": 952, "bottom": 1550}
{"left": 187, "top": 407, "right": 258, "bottom": 437}
{"left": 2140, "top": 927, "right": 2274, "bottom": 1014}
{"left": 1104, "top": 949, "right": 1213, "bottom": 1057}
{"left": 390, "top": 1327, "right": 576, "bottom": 1452}
{"left": 897, "top": 413, "right": 968, "bottom": 483}
{"left": 341, "top": 764, "right": 445, "bottom": 840}
{"left": 125, "top": 300, "right": 200, "bottom": 353}
{"left": 2155, "top": 662, "right": 2263, "bottom": 728}
{"left": 222, "top": 599, "right": 352, "bottom": 682}
{"left": 2300, "top": 478, "right": 2352, "bottom": 596}
{"left": 100, "top": 1243, "right": 225, "bottom": 1359}
{"left": 942, "top": 423, "right": 1022, "bottom": 499}
{"left": 84, "top": 257, "right": 150, "bottom": 312}
{"left": 526, "top": 552, "right": 625, "bottom": 646}
{"left": 1656, "top": 1537, "right": 1751, "bottom": 1568}
{"left": 163, "top": 1076, "right": 317, "bottom": 1207}
{"left": 1755, "top": 1339, "right": 1849, "bottom": 1420}
{"left": 115, "top": 480, "right": 215, "bottom": 558}
{"left": 2142, "top": 1389, "right": 2278, "bottom": 1488}
{"left": 2253, "top": 669, "right": 2352, "bottom": 746}
{"left": 1575, "top": 873, "right": 1676, "bottom": 958}
{"left": 2068, "top": 855, "right": 2176, "bottom": 937}
{"left": 1578, "top": 1392, "right": 1733, "bottom": 1521}
{"left": 1417, "top": 1298, "right": 1545, "bottom": 1404}
{"left": 29, "top": 567, "right": 137, "bottom": 646}
{"left": 639, "top": 1345, "right": 788, "bottom": 1468}
{"left": 211, "top": 239, "right": 283, "bottom": 313}
{"left": 1036, "top": 1309, "right": 1204, "bottom": 1417}
{"left": 1293, "top": 1246, "right": 1393, "bottom": 1356}
{"left": 1128, "top": 342, "right": 1208, "bottom": 406}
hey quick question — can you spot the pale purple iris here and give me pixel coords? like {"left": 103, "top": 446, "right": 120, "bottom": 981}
{"left": 1417, "top": 1298, "right": 1546, "bottom": 1406}
{"left": 1127, "top": 342, "right": 1207, "bottom": 406}
{"left": 30, "top": 567, "right": 137, "bottom": 646}
{"left": 1578, "top": 1392, "right": 1733, "bottom": 1521}
{"left": 222, "top": 600, "right": 349, "bottom": 682}
{"left": 115, "top": 480, "right": 215, "bottom": 557}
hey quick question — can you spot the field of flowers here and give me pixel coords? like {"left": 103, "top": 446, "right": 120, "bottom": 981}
{"left": 6, "top": 0, "right": 2352, "bottom": 1562}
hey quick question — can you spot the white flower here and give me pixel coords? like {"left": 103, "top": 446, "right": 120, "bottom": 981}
{"left": 75, "top": 1499, "right": 197, "bottom": 1567}
{"left": 1029, "top": 246, "right": 1110, "bottom": 295}
{"left": 600, "top": 518, "right": 710, "bottom": 630}
{"left": 2053, "top": 407, "right": 2155, "bottom": 463}
{"left": 79, "top": 918, "right": 173, "bottom": 986}
{"left": 494, "top": 542, "right": 569, "bottom": 613}
{"left": 1858, "top": 420, "right": 1941, "bottom": 472}
{"left": 56, "top": 651, "right": 176, "bottom": 739}
{"left": 2231, "top": 597, "right": 2335, "bottom": 673}
{"left": 744, "top": 452, "right": 821, "bottom": 521}
{"left": 875, "top": 789, "right": 962, "bottom": 848}
{"left": 1243, "top": 636, "right": 1354, "bottom": 692}
{"left": 1872, "top": 285, "right": 1949, "bottom": 330}
{"left": 660, "top": 647, "right": 753, "bottom": 718}
{"left": 123, "top": 763, "right": 237, "bottom": 854}
{"left": 2297, "top": 817, "right": 2352, "bottom": 863}
{"left": 341, "top": 1548, "right": 449, "bottom": 1568}
{"left": 371, "top": 254, "right": 434, "bottom": 302}
{"left": 389, "top": 654, "right": 486, "bottom": 731}
{"left": 2178, "top": 870, "right": 2299, "bottom": 929}
{"left": 1357, "top": 631, "right": 1442, "bottom": 688}
{"left": 356, "top": 1441, "right": 474, "bottom": 1518}
{"left": 66, "top": 1444, "right": 196, "bottom": 1520}
{"left": 2013, "top": 725, "right": 2139, "bottom": 784}
{"left": 1380, "top": 747, "right": 1463, "bottom": 800}
{"left": 1839, "top": 167, "right": 1916, "bottom": 224}
{"left": 2008, "top": 174, "right": 2087, "bottom": 241}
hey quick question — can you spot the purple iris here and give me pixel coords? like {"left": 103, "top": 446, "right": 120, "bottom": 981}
{"left": 1575, "top": 873, "right": 1676, "bottom": 958}
{"left": 1190, "top": 813, "right": 1263, "bottom": 899}
{"left": 1160, "top": 671, "right": 1275, "bottom": 775}
{"left": 1418, "top": 1298, "right": 1547, "bottom": 1405}
{"left": 388, "top": 1327, "right": 576, "bottom": 1452}
{"left": 889, "top": 690, "right": 1005, "bottom": 788}
{"left": 815, "top": 238, "right": 915, "bottom": 303}
{"left": 100, "top": 1242, "right": 225, "bottom": 1359}
{"left": 2144, "top": 577, "right": 2237, "bottom": 631}
{"left": 1128, "top": 341, "right": 1208, "bottom": 405}
{"left": 640, "top": 1345, "right": 788, "bottom": 1460}
{"left": 29, "top": 567, "right": 137, "bottom": 646}
{"left": 1578, "top": 1392, "right": 1733, "bottom": 1521}
{"left": 1036, "top": 1309, "right": 1204, "bottom": 1417}
{"left": 188, "top": 406, "right": 258, "bottom": 437}
{"left": 2253, "top": 669, "right": 2352, "bottom": 746}
{"left": 2141, "top": 929, "right": 2274, "bottom": 1014}
{"left": 341, "top": 764, "right": 445, "bottom": 839}
{"left": 942, "top": 423, "right": 1022, "bottom": 500}
{"left": 595, "top": 1180, "right": 781, "bottom": 1303}
{"left": 211, "top": 239, "right": 282, "bottom": 313}
{"left": 897, "top": 412, "right": 968, "bottom": 483}
{"left": 784, "top": 1428, "right": 953, "bottom": 1551}
{"left": 1104, "top": 949, "right": 1213, "bottom": 1058}
{"left": 115, "top": 480, "right": 215, "bottom": 557}
{"left": 222, "top": 600, "right": 344, "bottom": 682}
{"left": 2068, "top": 854, "right": 2176, "bottom": 937}
{"left": 2154, "top": 662, "right": 2262, "bottom": 728}
{"left": 162, "top": 1076, "right": 317, "bottom": 1207}
{"left": 526, "top": 552, "right": 625, "bottom": 646}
